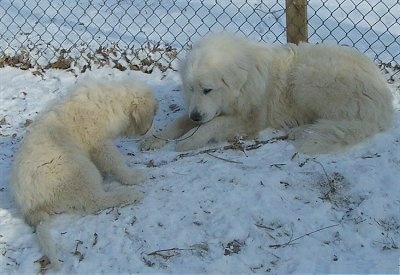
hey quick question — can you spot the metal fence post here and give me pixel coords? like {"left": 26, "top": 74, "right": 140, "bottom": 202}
{"left": 286, "top": 0, "right": 308, "bottom": 44}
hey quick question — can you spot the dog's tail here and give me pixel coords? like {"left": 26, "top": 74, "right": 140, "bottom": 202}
{"left": 28, "top": 211, "right": 61, "bottom": 270}
{"left": 289, "top": 118, "right": 393, "bottom": 154}
{"left": 36, "top": 220, "right": 61, "bottom": 270}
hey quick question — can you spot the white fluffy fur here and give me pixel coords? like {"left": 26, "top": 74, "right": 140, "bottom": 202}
{"left": 141, "top": 32, "right": 393, "bottom": 154}
{"left": 11, "top": 79, "right": 157, "bottom": 269}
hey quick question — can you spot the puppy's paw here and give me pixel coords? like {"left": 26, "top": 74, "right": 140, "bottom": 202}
{"left": 176, "top": 139, "right": 202, "bottom": 152}
{"left": 106, "top": 188, "right": 144, "bottom": 208}
{"left": 118, "top": 169, "right": 147, "bottom": 185}
{"left": 140, "top": 136, "right": 168, "bottom": 151}
{"left": 120, "top": 189, "right": 144, "bottom": 204}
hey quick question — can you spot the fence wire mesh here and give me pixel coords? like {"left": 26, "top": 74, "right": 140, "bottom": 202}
{"left": 0, "top": 0, "right": 399, "bottom": 77}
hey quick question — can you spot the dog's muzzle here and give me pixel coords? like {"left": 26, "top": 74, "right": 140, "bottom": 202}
{"left": 189, "top": 110, "right": 203, "bottom": 122}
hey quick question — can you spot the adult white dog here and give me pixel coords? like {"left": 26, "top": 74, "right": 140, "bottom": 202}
{"left": 141, "top": 32, "right": 393, "bottom": 154}
{"left": 11, "top": 79, "right": 157, "bottom": 269}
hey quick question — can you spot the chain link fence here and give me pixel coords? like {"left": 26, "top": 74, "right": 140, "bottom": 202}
{"left": 0, "top": 0, "right": 399, "bottom": 77}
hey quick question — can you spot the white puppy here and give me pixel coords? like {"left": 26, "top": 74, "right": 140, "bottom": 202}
{"left": 141, "top": 32, "right": 393, "bottom": 154}
{"left": 11, "top": 79, "right": 157, "bottom": 269}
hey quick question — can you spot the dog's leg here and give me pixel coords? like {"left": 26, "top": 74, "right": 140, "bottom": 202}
{"left": 91, "top": 141, "right": 146, "bottom": 185}
{"left": 91, "top": 186, "right": 143, "bottom": 212}
{"left": 53, "top": 159, "right": 143, "bottom": 213}
{"left": 140, "top": 115, "right": 197, "bottom": 150}
{"left": 175, "top": 115, "right": 246, "bottom": 151}
{"left": 76, "top": 170, "right": 143, "bottom": 212}
{"left": 81, "top": 186, "right": 143, "bottom": 214}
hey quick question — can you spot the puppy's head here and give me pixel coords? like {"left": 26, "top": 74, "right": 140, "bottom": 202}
{"left": 126, "top": 89, "right": 158, "bottom": 137}
{"left": 180, "top": 33, "right": 249, "bottom": 123}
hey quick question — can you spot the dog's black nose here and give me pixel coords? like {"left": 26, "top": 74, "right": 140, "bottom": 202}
{"left": 190, "top": 111, "right": 202, "bottom": 122}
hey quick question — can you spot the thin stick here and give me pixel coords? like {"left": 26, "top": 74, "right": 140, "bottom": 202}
{"left": 269, "top": 223, "right": 340, "bottom": 248}
{"left": 310, "top": 159, "right": 336, "bottom": 199}
{"left": 206, "top": 152, "right": 243, "bottom": 164}
{"left": 152, "top": 125, "right": 202, "bottom": 142}
{"left": 175, "top": 134, "right": 289, "bottom": 160}
{"left": 311, "top": 160, "right": 331, "bottom": 184}
{"left": 148, "top": 247, "right": 195, "bottom": 255}
{"left": 147, "top": 247, "right": 196, "bottom": 259}
{"left": 254, "top": 223, "right": 275, "bottom": 230}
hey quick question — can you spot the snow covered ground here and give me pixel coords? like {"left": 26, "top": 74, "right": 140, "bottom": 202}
{"left": 1, "top": 0, "right": 399, "bottom": 274}
{"left": 0, "top": 64, "right": 399, "bottom": 274}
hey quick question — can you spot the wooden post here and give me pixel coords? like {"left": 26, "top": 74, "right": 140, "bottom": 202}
{"left": 286, "top": 0, "right": 308, "bottom": 44}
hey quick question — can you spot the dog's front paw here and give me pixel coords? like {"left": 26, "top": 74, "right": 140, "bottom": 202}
{"left": 140, "top": 136, "right": 167, "bottom": 151}
{"left": 118, "top": 168, "right": 147, "bottom": 185}
{"left": 175, "top": 141, "right": 190, "bottom": 152}
{"left": 108, "top": 188, "right": 144, "bottom": 207}
{"left": 120, "top": 189, "right": 144, "bottom": 204}
{"left": 176, "top": 139, "right": 203, "bottom": 152}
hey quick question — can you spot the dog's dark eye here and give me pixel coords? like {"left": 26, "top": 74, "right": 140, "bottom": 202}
{"left": 203, "top": 88, "right": 213, "bottom": 94}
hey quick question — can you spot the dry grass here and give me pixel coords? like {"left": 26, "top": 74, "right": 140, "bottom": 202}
{"left": 0, "top": 42, "right": 178, "bottom": 75}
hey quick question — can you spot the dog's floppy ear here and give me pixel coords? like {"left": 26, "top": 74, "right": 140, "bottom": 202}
{"left": 221, "top": 61, "right": 248, "bottom": 96}
{"left": 130, "top": 97, "right": 142, "bottom": 124}
{"left": 131, "top": 94, "right": 157, "bottom": 132}
{"left": 131, "top": 108, "right": 141, "bottom": 125}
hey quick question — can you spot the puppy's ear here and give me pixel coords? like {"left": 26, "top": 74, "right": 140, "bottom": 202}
{"left": 131, "top": 94, "right": 158, "bottom": 134}
{"left": 131, "top": 107, "right": 142, "bottom": 129}
{"left": 221, "top": 63, "right": 248, "bottom": 96}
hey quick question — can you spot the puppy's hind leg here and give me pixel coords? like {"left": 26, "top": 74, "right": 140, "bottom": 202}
{"left": 62, "top": 162, "right": 144, "bottom": 214}
{"left": 91, "top": 141, "right": 147, "bottom": 185}
{"left": 83, "top": 183, "right": 144, "bottom": 214}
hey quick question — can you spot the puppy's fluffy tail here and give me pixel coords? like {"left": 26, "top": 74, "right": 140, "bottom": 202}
{"left": 28, "top": 211, "right": 61, "bottom": 270}
{"left": 36, "top": 220, "right": 61, "bottom": 270}
{"left": 289, "top": 118, "right": 393, "bottom": 154}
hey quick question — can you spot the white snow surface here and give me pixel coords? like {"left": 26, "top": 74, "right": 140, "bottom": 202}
{"left": 1, "top": 1, "right": 400, "bottom": 272}
{"left": 0, "top": 66, "right": 399, "bottom": 274}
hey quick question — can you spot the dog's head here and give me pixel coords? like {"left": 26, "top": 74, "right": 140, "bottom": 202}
{"left": 180, "top": 33, "right": 249, "bottom": 123}
{"left": 126, "top": 89, "right": 158, "bottom": 137}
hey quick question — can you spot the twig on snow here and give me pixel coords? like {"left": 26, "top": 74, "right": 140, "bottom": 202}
{"left": 152, "top": 125, "right": 202, "bottom": 142}
{"left": 206, "top": 152, "right": 243, "bottom": 164}
{"left": 147, "top": 247, "right": 196, "bottom": 259}
{"left": 177, "top": 134, "right": 289, "bottom": 159}
{"left": 269, "top": 223, "right": 340, "bottom": 248}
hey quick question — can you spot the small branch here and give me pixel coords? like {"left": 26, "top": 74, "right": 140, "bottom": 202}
{"left": 152, "top": 125, "right": 202, "bottom": 142}
{"left": 269, "top": 223, "right": 340, "bottom": 248}
{"left": 237, "top": 134, "right": 288, "bottom": 151}
{"left": 148, "top": 247, "right": 195, "bottom": 255}
{"left": 206, "top": 152, "right": 243, "bottom": 164}
{"left": 177, "top": 134, "right": 288, "bottom": 159}
{"left": 147, "top": 247, "right": 196, "bottom": 259}
{"left": 72, "top": 240, "right": 84, "bottom": 262}
{"left": 254, "top": 223, "right": 275, "bottom": 230}
{"left": 92, "top": 233, "right": 98, "bottom": 247}
{"left": 311, "top": 160, "right": 331, "bottom": 184}
{"left": 311, "top": 160, "right": 336, "bottom": 199}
